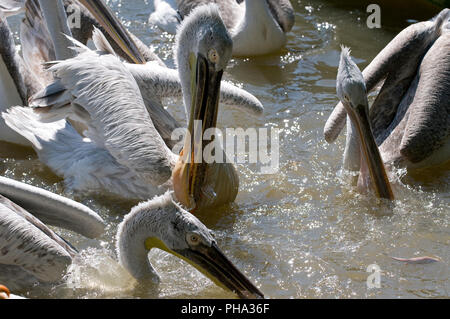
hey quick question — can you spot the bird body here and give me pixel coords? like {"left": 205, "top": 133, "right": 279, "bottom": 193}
{"left": 0, "top": 176, "right": 105, "bottom": 291}
{"left": 326, "top": 9, "right": 450, "bottom": 189}
{"left": 0, "top": 175, "right": 261, "bottom": 299}
{"left": 379, "top": 31, "right": 450, "bottom": 169}
{"left": 0, "top": 11, "right": 35, "bottom": 146}
{"left": 4, "top": 5, "right": 248, "bottom": 210}
{"left": 149, "top": 0, "right": 294, "bottom": 56}
{"left": 0, "top": 194, "right": 75, "bottom": 290}
{"left": 1, "top": 3, "right": 264, "bottom": 297}
{"left": 2, "top": 61, "right": 176, "bottom": 200}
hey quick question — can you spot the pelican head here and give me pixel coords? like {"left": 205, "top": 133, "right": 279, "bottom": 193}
{"left": 78, "top": 0, "right": 146, "bottom": 64}
{"left": 337, "top": 47, "right": 394, "bottom": 200}
{"left": 171, "top": 5, "right": 237, "bottom": 210}
{"left": 117, "top": 192, "right": 264, "bottom": 299}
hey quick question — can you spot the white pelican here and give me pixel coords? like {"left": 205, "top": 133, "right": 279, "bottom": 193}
{"left": 19, "top": 0, "right": 165, "bottom": 66}
{"left": 325, "top": 9, "right": 450, "bottom": 198}
{"left": 0, "top": 0, "right": 263, "bottom": 149}
{"left": 0, "top": 175, "right": 105, "bottom": 291}
{"left": 116, "top": 191, "right": 264, "bottom": 298}
{"left": 4, "top": 5, "right": 249, "bottom": 211}
{"left": 149, "top": 0, "right": 295, "bottom": 56}
{"left": 0, "top": 177, "right": 263, "bottom": 298}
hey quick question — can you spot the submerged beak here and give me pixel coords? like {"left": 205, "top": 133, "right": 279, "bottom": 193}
{"left": 78, "top": 0, "right": 145, "bottom": 64}
{"left": 345, "top": 102, "right": 394, "bottom": 200}
{"left": 175, "top": 242, "right": 264, "bottom": 299}
{"left": 173, "top": 53, "right": 223, "bottom": 210}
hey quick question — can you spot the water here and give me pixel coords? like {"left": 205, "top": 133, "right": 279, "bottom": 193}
{"left": 1, "top": 0, "right": 449, "bottom": 299}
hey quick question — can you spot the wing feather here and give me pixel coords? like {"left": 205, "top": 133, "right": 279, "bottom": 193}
{"left": 400, "top": 32, "right": 450, "bottom": 163}
{"left": 0, "top": 195, "right": 73, "bottom": 282}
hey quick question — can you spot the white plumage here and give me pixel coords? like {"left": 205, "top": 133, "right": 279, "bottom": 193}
{"left": 149, "top": 0, "right": 295, "bottom": 56}
{"left": 0, "top": 176, "right": 105, "bottom": 291}
{"left": 3, "top": 45, "right": 178, "bottom": 199}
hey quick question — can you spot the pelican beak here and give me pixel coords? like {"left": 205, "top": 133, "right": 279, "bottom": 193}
{"left": 78, "top": 0, "right": 146, "bottom": 64}
{"left": 174, "top": 242, "right": 264, "bottom": 299}
{"left": 344, "top": 101, "right": 394, "bottom": 200}
{"left": 0, "top": 285, "right": 10, "bottom": 299}
{"left": 173, "top": 53, "right": 223, "bottom": 210}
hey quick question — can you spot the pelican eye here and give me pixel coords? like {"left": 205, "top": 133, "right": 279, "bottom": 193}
{"left": 208, "top": 49, "right": 219, "bottom": 64}
{"left": 187, "top": 233, "right": 201, "bottom": 246}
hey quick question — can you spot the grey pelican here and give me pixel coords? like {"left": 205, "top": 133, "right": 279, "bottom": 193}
{"left": 0, "top": 9, "right": 38, "bottom": 146}
{"left": 335, "top": 47, "right": 394, "bottom": 200}
{"left": 0, "top": 0, "right": 96, "bottom": 146}
{"left": 0, "top": 175, "right": 105, "bottom": 291}
{"left": 326, "top": 9, "right": 450, "bottom": 198}
{"left": 149, "top": 0, "right": 295, "bottom": 56}
{"left": 4, "top": 4, "right": 247, "bottom": 210}
{"left": 0, "top": 284, "right": 25, "bottom": 298}
{"left": 0, "top": 178, "right": 263, "bottom": 299}
{"left": 0, "top": 284, "right": 24, "bottom": 298}
{"left": 116, "top": 191, "right": 264, "bottom": 299}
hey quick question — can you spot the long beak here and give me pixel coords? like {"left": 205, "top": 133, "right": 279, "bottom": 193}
{"left": 175, "top": 243, "right": 264, "bottom": 299}
{"left": 78, "top": 0, "right": 145, "bottom": 64}
{"left": 173, "top": 53, "right": 223, "bottom": 210}
{"left": 346, "top": 102, "right": 394, "bottom": 200}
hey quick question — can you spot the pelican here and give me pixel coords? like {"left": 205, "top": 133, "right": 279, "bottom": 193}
{"left": 72, "top": 0, "right": 264, "bottom": 146}
{"left": 0, "top": 2, "right": 264, "bottom": 298}
{"left": 326, "top": 9, "right": 450, "bottom": 198}
{"left": 335, "top": 47, "right": 394, "bottom": 199}
{"left": 3, "top": 4, "right": 250, "bottom": 211}
{"left": 149, "top": 0, "right": 295, "bottom": 56}
{"left": 19, "top": 0, "right": 165, "bottom": 66}
{"left": 0, "top": 178, "right": 263, "bottom": 298}
{"left": 0, "top": 0, "right": 263, "bottom": 149}
{"left": 0, "top": 175, "right": 105, "bottom": 291}
{"left": 116, "top": 191, "right": 264, "bottom": 299}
